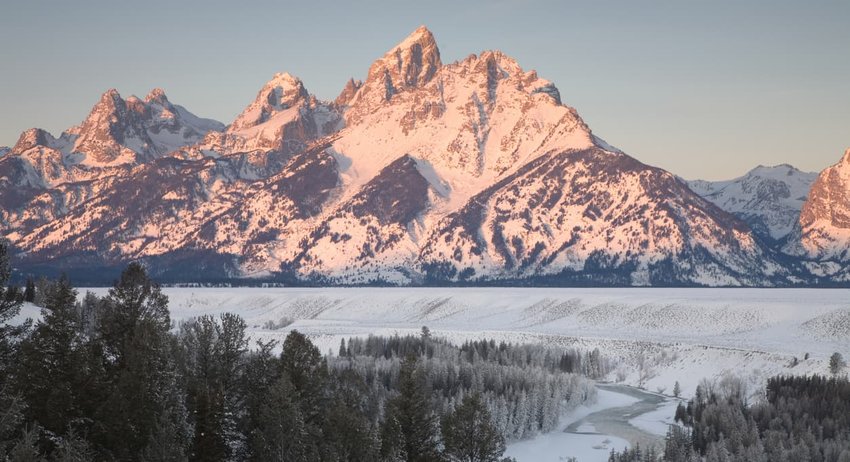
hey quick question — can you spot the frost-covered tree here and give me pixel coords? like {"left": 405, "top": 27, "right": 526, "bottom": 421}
{"left": 830, "top": 352, "right": 846, "bottom": 376}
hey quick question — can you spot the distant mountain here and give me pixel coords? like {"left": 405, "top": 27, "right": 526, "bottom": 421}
{"left": 0, "top": 26, "right": 835, "bottom": 286}
{"left": 687, "top": 165, "right": 817, "bottom": 243}
{"left": 0, "top": 89, "right": 224, "bottom": 236}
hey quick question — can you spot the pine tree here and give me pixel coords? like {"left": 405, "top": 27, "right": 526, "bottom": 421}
{"left": 442, "top": 393, "right": 506, "bottom": 462}
{"left": 381, "top": 355, "right": 442, "bottom": 462}
{"left": 23, "top": 278, "right": 35, "bottom": 303}
{"left": 830, "top": 352, "right": 846, "bottom": 376}
{"left": 182, "top": 313, "right": 249, "bottom": 461}
{"left": 7, "top": 425, "right": 46, "bottom": 462}
{"left": 15, "top": 275, "right": 88, "bottom": 444}
{"left": 92, "top": 263, "right": 189, "bottom": 460}
{"left": 0, "top": 242, "right": 26, "bottom": 385}
{"left": 323, "top": 368, "right": 380, "bottom": 461}
{"left": 673, "top": 381, "right": 681, "bottom": 398}
{"left": 251, "top": 375, "right": 316, "bottom": 461}
{"left": 280, "top": 330, "right": 328, "bottom": 444}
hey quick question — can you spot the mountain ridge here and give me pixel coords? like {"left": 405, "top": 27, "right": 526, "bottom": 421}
{"left": 1, "top": 26, "right": 846, "bottom": 286}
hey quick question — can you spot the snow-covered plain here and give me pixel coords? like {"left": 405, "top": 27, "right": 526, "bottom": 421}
{"left": 73, "top": 286, "right": 850, "bottom": 398}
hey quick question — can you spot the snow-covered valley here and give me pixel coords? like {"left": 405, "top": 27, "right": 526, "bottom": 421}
{"left": 38, "top": 286, "right": 844, "bottom": 459}
{"left": 69, "top": 286, "right": 844, "bottom": 395}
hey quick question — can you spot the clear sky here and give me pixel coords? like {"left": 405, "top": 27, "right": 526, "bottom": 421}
{"left": 1, "top": 0, "right": 848, "bottom": 180}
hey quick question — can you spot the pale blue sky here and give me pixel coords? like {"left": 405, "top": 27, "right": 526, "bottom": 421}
{"left": 1, "top": 0, "right": 848, "bottom": 180}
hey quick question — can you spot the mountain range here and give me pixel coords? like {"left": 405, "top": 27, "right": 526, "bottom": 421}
{"left": 1, "top": 26, "right": 847, "bottom": 286}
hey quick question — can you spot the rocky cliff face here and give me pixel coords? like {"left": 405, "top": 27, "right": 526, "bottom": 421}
{"left": 0, "top": 27, "right": 820, "bottom": 286}
{"left": 785, "top": 149, "right": 850, "bottom": 262}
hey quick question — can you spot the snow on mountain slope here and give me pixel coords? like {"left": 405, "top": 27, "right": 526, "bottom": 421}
{"left": 12, "top": 138, "right": 344, "bottom": 276}
{"left": 785, "top": 148, "right": 850, "bottom": 263}
{"left": 419, "top": 147, "right": 782, "bottom": 286}
{"left": 0, "top": 90, "right": 224, "bottom": 232}
{"left": 286, "top": 154, "right": 444, "bottom": 283}
{"left": 0, "top": 26, "right": 808, "bottom": 286}
{"left": 68, "top": 88, "right": 225, "bottom": 166}
{"left": 175, "top": 73, "right": 342, "bottom": 180}
{"left": 687, "top": 165, "right": 817, "bottom": 242}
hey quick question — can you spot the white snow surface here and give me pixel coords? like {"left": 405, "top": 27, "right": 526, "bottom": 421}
{"left": 504, "top": 389, "right": 635, "bottom": 462}
{"left": 72, "top": 286, "right": 850, "bottom": 399}
{"left": 688, "top": 164, "right": 817, "bottom": 240}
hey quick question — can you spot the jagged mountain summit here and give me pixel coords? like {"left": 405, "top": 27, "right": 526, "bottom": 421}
{"left": 0, "top": 89, "right": 224, "bottom": 235}
{"left": 688, "top": 165, "right": 818, "bottom": 243}
{"left": 784, "top": 149, "right": 850, "bottom": 266}
{"left": 0, "top": 26, "right": 829, "bottom": 286}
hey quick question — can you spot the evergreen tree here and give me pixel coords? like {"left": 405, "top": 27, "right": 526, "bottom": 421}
{"left": 15, "top": 275, "right": 88, "bottom": 446}
{"left": 92, "top": 263, "right": 189, "bottom": 460}
{"left": 181, "top": 313, "right": 249, "bottom": 461}
{"left": 830, "top": 352, "right": 846, "bottom": 376}
{"left": 381, "top": 355, "right": 442, "bottom": 462}
{"left": 0, "top": 242, "right": 26, "bottom": 385}
{"left": 322, "top": 368, "right": 380, "bottom": 461}
{"left": 7, "top": 425, "right": 46, "bottom": 462}
{"left": 280, "top": 330, "right": 328, "bottom": 446}
{"left": 673, "top": 381, "right": 681, "bottom": 398}
{"left": 442, "top": 393, "right": 506, "bottom": 462}
{"left": 251, "top": 375, "right": 316, "bottom": 462}
{"left": 23, "top": 278, "right": 35, "bottom": 304}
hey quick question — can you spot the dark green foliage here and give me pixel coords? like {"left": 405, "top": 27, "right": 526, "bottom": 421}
{"left": 90, "top": 263, "right": 189, "bottom": 460}
{"left": 23, "top": 278, "right": 35, "bottom": 303}
{"left": 180, "top": 313, "right": 249, "bottom": 461}
{"left": 7, "top": 425, "right": 46, "bottom": 462}
{"left": 0, "top": 242, "right": 26, "bottom": 384}
{"left": 15, "top": 275, "right": 88, "bottom": 446}
{"left": 280, "top": 330, "right": 328, "bottom": 431}
{"left": 251, "top": 375, "right": 315, "bottom": 461}
{"left": 442, "top": 393, "right": 505, "bottom": 462}
{"left": 322, "top": 368, "right": 380, "bottom": 461}
{"left": 607, "top": 444, "right": 658, "bottom": 462}
{"left": 381, "top": 355, "right": 443, "bottom": 462}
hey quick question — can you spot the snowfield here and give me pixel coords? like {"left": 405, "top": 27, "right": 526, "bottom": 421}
{"left": 69, "top": 286, "right": 850, "bottom": 399}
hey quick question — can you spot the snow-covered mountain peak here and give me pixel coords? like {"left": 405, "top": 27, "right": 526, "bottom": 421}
{"left": 0, "top": 29, "right": 817, "bottom": 286}
{"left": 230, "top": 72, "right": 312, "bottom": 131}
{"left": 11, "top": 128, "right": 58, "bottom": 154}
{"left": 144, "top": 87, "right": 169, "bottom": 105}
{"left": 354, "top": 26, "right": 442, "bottom": 109}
